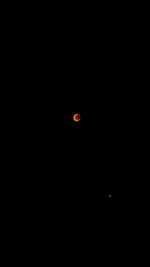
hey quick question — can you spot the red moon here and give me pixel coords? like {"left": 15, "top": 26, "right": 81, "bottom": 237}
{"left": 73, "top": 113, "right": 81, "bottom": 122}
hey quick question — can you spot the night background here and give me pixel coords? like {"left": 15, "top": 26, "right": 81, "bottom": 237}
{"left": 1, "top": 1, "right": 142, "bottom": 259}
{"left": 4, "top": 0, "right": 136, "bottom": 223}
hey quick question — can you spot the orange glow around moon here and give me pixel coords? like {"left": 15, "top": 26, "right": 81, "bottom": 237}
{"left": 73, "top": 113, "right": 81, "bottom": 122}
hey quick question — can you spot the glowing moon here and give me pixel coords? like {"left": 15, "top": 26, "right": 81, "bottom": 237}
{"left": 73, "top": 113, "right": 81, "bottom": 122}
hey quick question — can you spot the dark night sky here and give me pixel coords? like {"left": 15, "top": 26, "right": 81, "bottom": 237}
{"left": 2, "top": 2, "right": 138, "bottom": 245}
{"left": 8, "top": 0, "right": 131, "bottom": 218}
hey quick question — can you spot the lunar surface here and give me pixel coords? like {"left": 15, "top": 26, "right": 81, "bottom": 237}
{"left": 73, "top": 113, "right": 81, "bottom": 122}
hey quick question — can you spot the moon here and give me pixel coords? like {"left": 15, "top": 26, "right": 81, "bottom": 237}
{"left": 73, "top": 113, "right": 81, "bottom": 122}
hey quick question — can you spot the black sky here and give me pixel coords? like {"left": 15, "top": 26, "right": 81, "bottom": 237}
{"left": 2, "top": 0, "right": 137, "bottom": 243}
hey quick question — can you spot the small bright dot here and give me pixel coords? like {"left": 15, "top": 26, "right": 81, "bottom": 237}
{"left": 73, "top": 113, "right": 81, "bottom": 122}
{"left": 109, "top": 194, "right": 112, "bottom": 198}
